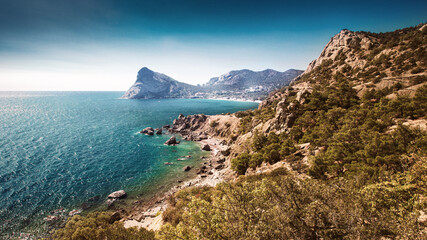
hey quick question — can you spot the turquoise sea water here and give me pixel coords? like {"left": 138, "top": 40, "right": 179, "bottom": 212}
{"left": 0, "top": 91, "right": 258, "bottom": 236}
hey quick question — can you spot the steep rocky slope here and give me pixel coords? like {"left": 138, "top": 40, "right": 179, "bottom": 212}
{"left": 53, "top": 23, "right": 427, "bottom": 240}
{"left": 256, "top": 23, "right": 427, "bottom": 134}
{"left": 167, "top": 23, "right": 427, "bottom": 177}
{"left": 121, "top": 67, "right": 201, "bottom": 99}
{"left": 155, "top": 23, "right": 427, "bottom": 239}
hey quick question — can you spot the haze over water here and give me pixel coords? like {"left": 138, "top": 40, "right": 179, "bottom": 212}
{"left": 0, "top": 91, "right": 258, "bottom": 235}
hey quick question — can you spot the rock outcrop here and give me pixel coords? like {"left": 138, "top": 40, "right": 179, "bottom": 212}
{"left": 140, "top": 127, "right": 154, "bottom": 135}
{"left": 122, "top": 67, "right": 201, "bottom": 99}
{"left": 165, "top": 136, "right": 179, "bottom": 145}
{"left": 304, "top": 29, "right": 373, "bottom": 74}
{"left": 201, "top": 144, "right": 211, "bottom": 151}
{"left": 183, "top": 166, "right": 192, "bottom": 171}
{"left": 108, "top": 190, "right": 127, "bottom": 199}
{"left": 170, "top": 114, "right": 209, "bottom": 140}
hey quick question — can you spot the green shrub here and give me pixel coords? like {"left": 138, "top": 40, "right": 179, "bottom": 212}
{"left": 231, "top": 153, "right": 251, "bottom": 175}
{"left": 252, "top": 130, "right": 267, "bottom": 151}
{"left": 158, "top": 169, "right": 424, "bottom": 240}
{"left": 262, "top": 143, "right": 281, "bottom": 164}
{"left": 53, "top": 212, "right": 155, "bottom": 240}
{"left": 249, "top": 153, "right": 264, "bottom": 169}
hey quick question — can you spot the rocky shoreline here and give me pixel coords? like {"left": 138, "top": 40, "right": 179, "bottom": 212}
{"left": 117, "top": 113, "right": 234, "bottom": 231}
{"left": 38, "top": 113, "right": 237, "bottom": 236}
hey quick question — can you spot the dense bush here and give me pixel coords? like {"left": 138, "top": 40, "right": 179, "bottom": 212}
{"left": 53, "top": 212, "right": 155, "bottom": 240}
{"left": 158, "top": 168, "right": 425, "bottom": 239}
{"left": 231, "top": 152, "right": 251, "bottom": 175}
{"left": 161, "top": 24, "right": 427, "bottom": 239}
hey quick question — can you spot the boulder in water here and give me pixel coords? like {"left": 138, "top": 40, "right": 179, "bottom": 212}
{"left": 165, "top": 136, "right": 178, "bottom": 145}
{"left": 140, "top": 127, "right": 154, "bottom": 134}
{"left": 108, "top": 190, "right": 127, "bottom": 199}
{"left": 146, "top": 130, "right": 154, "bottom": 135}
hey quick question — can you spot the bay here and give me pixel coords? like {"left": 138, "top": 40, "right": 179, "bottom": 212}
{"left": 0, "top": 91, "right": 258, "bottom": 235}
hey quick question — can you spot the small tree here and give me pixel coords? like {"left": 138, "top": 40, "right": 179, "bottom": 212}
{"left": 231, "top": 153, "right": 251, "bottom": 175}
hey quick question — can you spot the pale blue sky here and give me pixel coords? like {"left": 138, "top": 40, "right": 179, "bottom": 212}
{"left": 0, "top": 0, "right": 426, "bottom": 91}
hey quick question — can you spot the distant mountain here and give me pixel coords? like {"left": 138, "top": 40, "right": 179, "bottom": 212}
{"left": 121, "top": 67, "right": 201, "bottom": 99}
{"left": 122, "top": 67, "right": 303, "bottom": 100}
{"left": 205, "top": 69, "right": 303, "bottom": 92}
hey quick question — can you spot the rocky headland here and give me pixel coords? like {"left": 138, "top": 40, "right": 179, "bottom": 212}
{"left": 51, "top": 23, "right": 427, "bottom": 239}
{"left": 121, "top": 67, "right": 303, "bottom": 101}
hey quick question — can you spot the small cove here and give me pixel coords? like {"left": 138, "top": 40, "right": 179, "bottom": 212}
{"left": 0, "top": 91, "right": 258, "bottom": 236}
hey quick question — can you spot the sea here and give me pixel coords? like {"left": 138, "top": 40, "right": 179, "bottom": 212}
{"left": 0, "top": 91, "right": 258, "bottom": 237}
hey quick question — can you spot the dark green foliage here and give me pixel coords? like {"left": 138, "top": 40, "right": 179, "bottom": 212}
{"left": 249, "top": 152, "right": 263, "bottom": 169}
{"left": 292, "top": 84, "right": 427, "bottom": 180}
{"left": 413, "top": 84, "right": 427, "bottom": 117}
{"left": 231, "top": 152, "right": 251, "bottom": 175}
{"left": 162, "top": 186, "right": 213, "bottom": 226}
{"left": 159, "top": 167, "right": 425, "bottom": 239}
{"left": 252, "top": 130, "right": 267, "bottom": 151}
{"left": 262, "top": 143, "right": 281, "bottom": 164}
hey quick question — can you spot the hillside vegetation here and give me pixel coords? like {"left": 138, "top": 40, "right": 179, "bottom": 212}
{"left": 159, "top": 23, "right": 427, "bottom": 239}
{"left": 53, "top": 24, "right": 426, "bottom": 239}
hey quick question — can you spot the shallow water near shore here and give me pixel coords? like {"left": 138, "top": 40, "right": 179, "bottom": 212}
{"left": 0, "top": 91, "right": 258, "bottom": 236}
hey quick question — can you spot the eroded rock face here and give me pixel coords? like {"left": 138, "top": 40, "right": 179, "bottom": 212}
{"left": 259, "top": 83, "right": 312, "bottom": 134}
{"left": 202, "top": 144, "right": 211, "bottom": 151}
{"left": 305, "top": 29, "right": 372, "bottom": 74}
{"left": 165, "top": 136, "right": 178, "bottom": 145}
{"left": 121, "top": 67, "right": 201, "bottom": 99}
{"left": 109, "top": 211, "right": 122, "bottom": 224}
{"left": 220, "top": 147, "right": 231, "bottom": 156}
{"left": 170, "top": 114, "right": 208, "bottom": 136}
{"left": 108, "top": 190, "right": 127, "bottom": 199}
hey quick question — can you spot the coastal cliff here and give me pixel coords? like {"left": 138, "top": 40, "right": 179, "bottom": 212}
{"left": 53, "top": 23, "right": 427, "bottom": 239}
{"left": 153, "top": 23, "right": 427, "bottom": 239}
{"left": 121, "top": 67, "right": 201, "bottom": 99}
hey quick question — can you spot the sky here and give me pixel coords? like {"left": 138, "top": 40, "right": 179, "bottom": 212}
{"left": 0, "top": 0, "right": 426, "bottom": 91}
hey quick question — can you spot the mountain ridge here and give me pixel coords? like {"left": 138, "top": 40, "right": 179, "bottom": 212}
{"left": 122, "top": 67, "right": 303, "bottom": 100}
